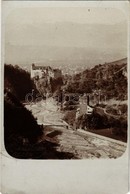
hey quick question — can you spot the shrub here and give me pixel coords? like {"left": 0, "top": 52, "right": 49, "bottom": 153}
{"left": 4, "top": 64, "right": 36, "bottom": 101}
{"left": 4, "top": 91, "right": 43, "bottom": 146}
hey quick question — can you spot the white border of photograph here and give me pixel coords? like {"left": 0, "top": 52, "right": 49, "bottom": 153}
{"left": 1, "top": 1, "right": 129, "bottom": 194}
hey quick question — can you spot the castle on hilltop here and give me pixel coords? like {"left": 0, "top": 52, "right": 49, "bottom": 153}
{"left": 31, "top": 64, "right": 62, "bottom": 80}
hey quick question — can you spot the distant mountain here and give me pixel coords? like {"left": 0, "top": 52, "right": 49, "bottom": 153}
{"left": 102, "top": 58, "right": 127, "bottom": 66}
{"left": 5, "top": 21, "right": 127, "bottom": 70}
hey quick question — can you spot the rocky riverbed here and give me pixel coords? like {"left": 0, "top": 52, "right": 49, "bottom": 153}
{"left": 26, "top": 98, "right": 127, "bottom": 159}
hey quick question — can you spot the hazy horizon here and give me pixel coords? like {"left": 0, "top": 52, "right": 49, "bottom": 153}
{"left": 4, "top": 7, "right": 127, "bottom": 70}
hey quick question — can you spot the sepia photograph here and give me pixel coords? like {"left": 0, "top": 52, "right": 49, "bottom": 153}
{"left": 4, "top": 4, "right": 128, "bottom": 159}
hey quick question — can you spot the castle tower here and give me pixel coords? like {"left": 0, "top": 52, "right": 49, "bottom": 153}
{"left": 31, "top": 64, "right": 35, "bottom": 78}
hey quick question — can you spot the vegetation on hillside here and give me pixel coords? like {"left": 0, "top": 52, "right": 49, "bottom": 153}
{"left": 34, "top": 76, "right": 63, "bottom": 98}
{"left": 63, "top": 61, "right": 127, "bottom": 100}
{"left": 4, "top": 90, "right": 44, "bottom": 157}
{"left": 62, "top": 59, "right": 127, "bottom": 142}
{"left": 4, "top": 64, "right": 76, "bottom": 159}
{"left": 4, "top": 64, "right": 44, "bottom": 157}
{"left": 4, "top": 64, "right": 37, "bottom": 101}
{"left": 63, "top": 106, "right": 127, "bottom": 142}
{"left": 50, "top": 77, "right": 63, "bottom": 93}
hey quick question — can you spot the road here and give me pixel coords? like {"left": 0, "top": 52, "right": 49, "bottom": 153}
{"left": 26, "top": 98, "right": 126, "bottom": 159}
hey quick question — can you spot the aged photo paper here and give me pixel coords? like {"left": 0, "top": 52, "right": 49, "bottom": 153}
{"left": 1, "top": 0, "right": 130, "bottom": 194}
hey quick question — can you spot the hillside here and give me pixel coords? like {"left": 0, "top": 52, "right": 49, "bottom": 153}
{"left": 4, "top": 90, "right": 44, "bottom": 157}
{"left": 4, "top": 64, "right": 37, "bottom": 101}
{"left": 64, "top": 58, "right": 127, "bottom": 101}
{"left": 4, "top": 64, "right": 73, "bottom": 159}
{"left": 62, "top": 58, "right": 127, "bottom": 142}
{"left": 34, "top": 70, "right": 63, "bottom": 97}
{"left": 4, "top": 64, "right": 44, "bottom": 158}
{"left": 104, "top": 58, "right": 127, "bottom": 66}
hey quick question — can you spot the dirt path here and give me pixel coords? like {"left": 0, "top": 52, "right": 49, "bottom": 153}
{"left": 26, "top": 98, "right": 126, "bottom": 159}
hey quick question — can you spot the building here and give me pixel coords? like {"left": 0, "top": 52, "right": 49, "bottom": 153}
{"left": 31, "top": 64, "right": 62, "bottom": 79}
{"left": 31, "top": 64, "right": 54, "bottom": 79}
{"left": 79, "top": 94, "right": 93, "bottom": 115}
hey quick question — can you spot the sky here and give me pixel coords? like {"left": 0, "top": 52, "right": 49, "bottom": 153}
{"left": 4, "top": 6, "right": 127, "bottom": 69}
